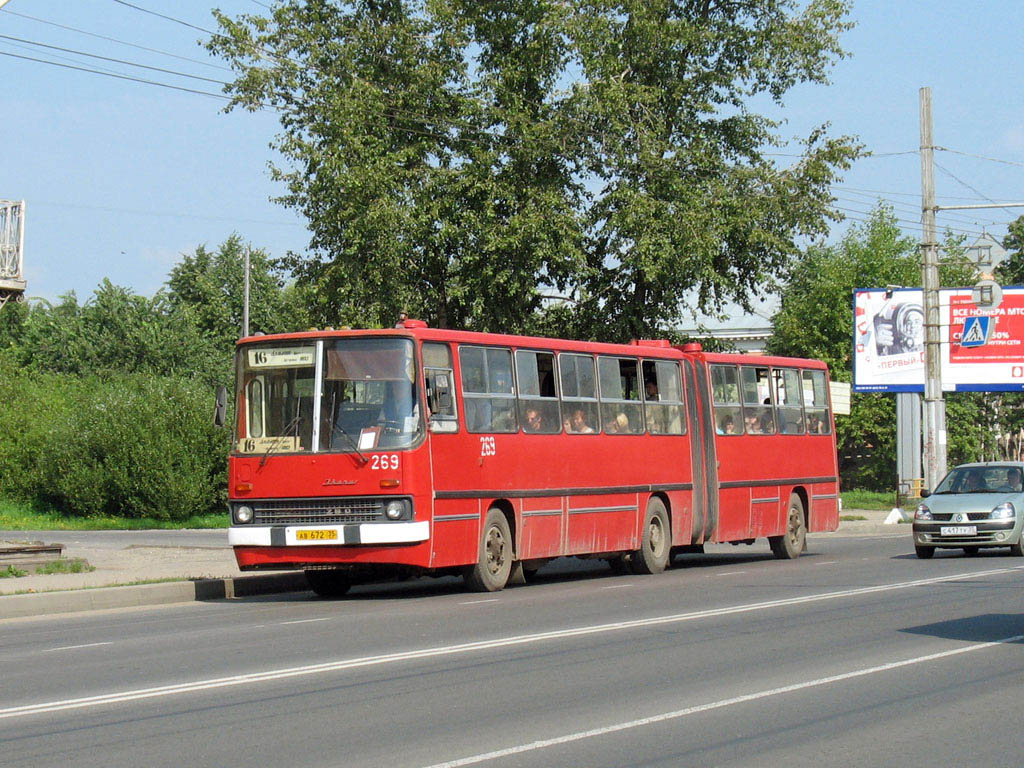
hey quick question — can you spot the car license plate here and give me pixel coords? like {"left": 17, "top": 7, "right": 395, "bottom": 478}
{"left": 940, "top": 525, "right": 976, "bottom": 536}
{"left": 295, "top": 529, "right": 338, "bottom": 541}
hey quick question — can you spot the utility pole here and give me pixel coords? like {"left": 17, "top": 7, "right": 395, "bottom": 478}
{"left": 242, "top": 246, "right": 250, "bottom": 338}
{"left": 920, "top": 87, "right": 945, "bottom": 491}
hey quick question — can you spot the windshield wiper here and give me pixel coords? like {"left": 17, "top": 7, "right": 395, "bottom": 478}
{"left": 259, "top": 413, "right": 302, "bottom": 467}
{"left": 331, "top": 420, "right": 368, "bottom": 465}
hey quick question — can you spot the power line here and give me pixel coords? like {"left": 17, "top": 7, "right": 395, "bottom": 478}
{"left": 111, "top": 0, "right": 218, "bottom": 37}
{"left": 936, "top": 146, "right": 1024, "bottom": 169}
{"left": 934, "top": 161, "right": 1022, "bottom": 218}
{"left": 0, "top": 33, "right": 230, "bottom": 86}
{"left": 0, "top": 50, "right": 232, "bottom": 101}
{"left": 0, "top": 8, "right": 231, "bottom": 71}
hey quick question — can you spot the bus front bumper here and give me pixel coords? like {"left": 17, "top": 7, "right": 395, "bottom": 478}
{"left": 229, "top": 521, "right": 430, "bottom": 547}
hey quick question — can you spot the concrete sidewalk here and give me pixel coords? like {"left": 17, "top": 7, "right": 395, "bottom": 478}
{"left": 0, "top": 509, "right": 910, "bottom": 620}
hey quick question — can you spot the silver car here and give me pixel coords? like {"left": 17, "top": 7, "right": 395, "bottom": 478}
{"left": 913, "top": 462, "right": 1024, "bottom": 558}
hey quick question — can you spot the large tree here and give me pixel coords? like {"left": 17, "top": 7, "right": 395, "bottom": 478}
{"left": 209, "top": 0, "right": 858, "bottom": 337}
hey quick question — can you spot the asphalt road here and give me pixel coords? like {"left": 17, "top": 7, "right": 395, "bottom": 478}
{"left": 2, "top": 534, "right": 1023, "bottom": 768}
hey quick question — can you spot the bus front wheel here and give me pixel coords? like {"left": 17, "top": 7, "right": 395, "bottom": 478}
{"left": 631, "top": 497, "right": 671, "bottom": 574}
{"left": 770, "top": 494, "right": 806, "bottom": 560}
{"left": 464, "top": 509, "right": 513, "bottom": 592}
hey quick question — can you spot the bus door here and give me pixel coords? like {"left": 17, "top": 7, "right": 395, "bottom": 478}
{"left": 682, "top": 359, "right": 718, "bottom": 543}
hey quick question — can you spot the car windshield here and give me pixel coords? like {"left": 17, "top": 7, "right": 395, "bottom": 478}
{"left": 933, "top": 466, "right": 1024, "bottom": 495}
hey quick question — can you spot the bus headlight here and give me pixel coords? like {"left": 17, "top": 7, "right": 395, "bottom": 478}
{"left": 235, "top": 505, "right": 254, "bottom": 524}
{"left": 915, "top": 504, "right": 932, "bottom": 521}
{"left": 385, "top": 500, "right": 408, "bottom": 520}
{"left": 990, "top": 502, "right": 1015, "bottom": 520}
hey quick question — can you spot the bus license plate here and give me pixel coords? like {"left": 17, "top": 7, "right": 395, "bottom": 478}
{"left": 296, "top": 529, "right": 338, "bottom": 541}
{"left": 940, "top": 525, "right": 976, "bottom": 536}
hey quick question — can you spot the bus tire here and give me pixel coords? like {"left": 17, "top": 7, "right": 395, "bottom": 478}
{"left": 631, "top": 497, "right": 670, "bottom": 574}
{"left": 770, "top": 494, "right": 806, "bottom": 560}
{"left": 464, "top": 509, "right": 513, "bottom": 592}
{"left": 304, "top": 569, "right": 352, "bottom": 597}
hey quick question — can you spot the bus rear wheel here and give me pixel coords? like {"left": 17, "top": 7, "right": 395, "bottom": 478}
{"left": 464, "top": 509, "right": 513, "bottom": 592}
{"left": 630, "top": 497, "right": 670, "bottom": 574}
{"left": 304, "top": 569, "right": 352, "bottom": 597}
{"left": 770, "top": 494, "right": 806, "bottom": 560}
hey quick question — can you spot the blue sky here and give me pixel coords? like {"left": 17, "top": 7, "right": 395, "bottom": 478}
{"left": 3, "top": 0, "right": 1022, "bottom": 304}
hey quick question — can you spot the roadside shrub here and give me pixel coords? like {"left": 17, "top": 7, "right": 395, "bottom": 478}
{"left": 0, "top": 371, "right": 229, "bottom": 521}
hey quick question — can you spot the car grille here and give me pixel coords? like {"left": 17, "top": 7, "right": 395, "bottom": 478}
{"left": 931, "top": 512, "right": 989, "bottom": 522}
{"left": 250, "top": 498, "right": 386, "bottom": 525}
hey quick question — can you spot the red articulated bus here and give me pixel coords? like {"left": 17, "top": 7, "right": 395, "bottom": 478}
{"left": 227, "top": 321, "right": 839, "bottom": 595}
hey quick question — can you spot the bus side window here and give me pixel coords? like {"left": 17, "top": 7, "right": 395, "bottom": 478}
{"left": 597, "top": 356, "right": 643, "bottom": 434}
{"left": 423, "top": 342, "right": 458, "bottom": 433}
{"left": 710, "top": 364, "right": 742, "bottom": 435}
{"left": 460, "top": 346, "right": 517, "bottom": 433}
{"left": 773, "top": 367, "right": 805, "bottom": 435}
{"left": 642, "top": 360, "right": 685, "bottom": 435}
{"left": 559, "top": 353, "right": 599, "bottom": 434}
{"left": 802, "top": 369, "right": 831, "bottom": 434}
{"left": 740, "top": 366, "right": 775, "bottom": 435}
{"left": 516, "top": 350, "right": 561, "bottom": 434}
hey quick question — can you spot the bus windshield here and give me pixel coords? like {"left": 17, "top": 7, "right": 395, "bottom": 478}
{"left": 320, "top": 337, "right": 421, "bottom": 451}
{"left": 235, "top": 337, "right": 422, "bottom": 455}
{"left": 237, "top": 343, "right": 318, "bottom": 454}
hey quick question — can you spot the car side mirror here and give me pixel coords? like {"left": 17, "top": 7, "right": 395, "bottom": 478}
{"left": 214, "top": 385, "right": 228, "bottom": 427}
{"left": 920, "top": 489, "right": 931, "bottom": 498}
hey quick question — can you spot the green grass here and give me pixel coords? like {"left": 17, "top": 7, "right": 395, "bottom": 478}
{"left": 0, "top": 565, "right": 28, "bottom": 578}
{"left": 0, "top": 498, "right": 226, "bottom": 531}
{"left": 840, "top": 514, "right": 868, "bottom": 521}
{"left": 841, "top": 489, "right": 899, "bottom": 511}
{"left": 33, "top": 558, "right": 95, "bottom": 575}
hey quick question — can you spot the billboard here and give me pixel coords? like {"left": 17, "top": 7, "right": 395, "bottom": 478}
{"left": 854, "top": 286, "right": 1024, "bottom": 393}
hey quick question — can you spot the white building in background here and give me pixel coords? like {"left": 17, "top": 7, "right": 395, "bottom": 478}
{"left": 675, "top": 293, "right": 779, "bottom": 354}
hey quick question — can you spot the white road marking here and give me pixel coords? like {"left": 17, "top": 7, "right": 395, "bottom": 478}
{"left": 814, "top": 561, "right": 838, "bottom": 566}
{"left": 420, "top": 633, "right": 1024, "bottom": 768}
{"left": 42, "top": 642, "right": 113, "bottom": 653}
{"left": 600, "top": 584, "right": 633, "bottom": 590}
{"left": 279, "top": 618, "right": 331, "bottom": 626}
{"left": 715, "top": 571, "right": 746, "bottom": 576}
{"left": 1, "top": 565, "right": 1019, "bottom": 721}
{"left": 460, "top": 599, "right": 500, "bottom": 605}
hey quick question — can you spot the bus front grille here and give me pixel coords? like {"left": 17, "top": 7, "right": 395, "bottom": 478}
{"left": 251, "top": 498, "right": 385, "bottom": 525}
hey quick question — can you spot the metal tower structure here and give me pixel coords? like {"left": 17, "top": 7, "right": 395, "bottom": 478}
{"left": 0, "top": 200, "right": 27, "bottom": 310}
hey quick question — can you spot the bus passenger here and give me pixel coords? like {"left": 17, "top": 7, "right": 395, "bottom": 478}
{"left": 525, "top": 407, "right": 544, "bottom": 433}
{"left": 718, "top": 414, "right": 736, "bottom": 435}
{"left": 807, "top": 414, "right": 822, "bottom": 434}
{"left": 615, "top": 413, "right": 630, "bottom": 433}
{"left": 604, "top": 416, "right": 619, "bottom": 433}
{"left": 569, "top": 408, "right": 594, "bottom": 434}
{"left": 745, "top": 413, "right": 761, "bottom": 434}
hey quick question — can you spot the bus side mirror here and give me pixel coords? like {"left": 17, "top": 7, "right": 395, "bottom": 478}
{"left": 214, "top": 385, "right": 228, "bottom": 427}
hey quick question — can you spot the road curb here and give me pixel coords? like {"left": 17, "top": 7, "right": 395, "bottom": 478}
{"left": 0, "top": 572, "right": 309, "bottom": 621}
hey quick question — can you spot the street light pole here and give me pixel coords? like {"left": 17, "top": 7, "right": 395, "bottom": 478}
{"left": 919, "top": 87, "right": 945, "bottom": 491}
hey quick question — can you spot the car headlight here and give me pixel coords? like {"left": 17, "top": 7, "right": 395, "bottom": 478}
{"left": 915, "top": 504, "right": 933, "bottom": 521}
{"left": 235, "top": 505, "right": 254, "bottom": 524}
{"left": 990, "top": 502, "right": 1016, "bottom": 520}
{"left": 384, "top": 500, "right": 409, "bottom": 520}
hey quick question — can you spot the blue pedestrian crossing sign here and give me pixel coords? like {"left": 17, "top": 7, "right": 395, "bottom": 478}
{"left": 960, "top": 315, "right": 992, "bottom": 347}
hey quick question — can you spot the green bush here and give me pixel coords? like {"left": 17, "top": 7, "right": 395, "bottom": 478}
{"left": 0, "top": 371, "right": 229, "bottom": 521}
